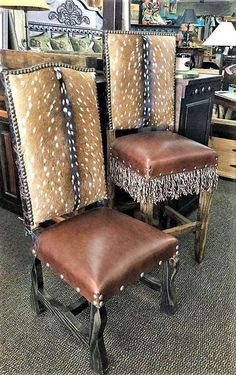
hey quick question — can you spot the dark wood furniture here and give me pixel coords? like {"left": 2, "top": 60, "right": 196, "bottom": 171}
{"left": 176, "top": 74, "right": 222, "bottom": 145}
{"left": 173, "top": 74, "right": 222, "bottom": 216}
{"left": 0, "top": 81, "right": 21, "bottom": 214}
{"left": 210, "top": 93, "right": 236, "bottom": 180}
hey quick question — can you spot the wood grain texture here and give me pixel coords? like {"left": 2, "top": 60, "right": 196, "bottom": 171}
{"left": 210, "top": 137, "right": 236, "bottom": 180}
{"left": 140, "top": 199, "right": 153, "bottom": 225}
{"left": 194, "top": 190, "right": 213, "bottom": 263}
{"left": 163, "top": 222, "right": 199, "bottom": 237}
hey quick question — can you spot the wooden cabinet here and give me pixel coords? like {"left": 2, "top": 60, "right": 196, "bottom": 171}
{"left": 210, "top": 136, "right": 236, "bottom": 179}
{"left": 210, "top": 94, "right": 236, "bottom": 180}
{"left": 174, "top": 74, "right": 222, "bottom": 215}
{"left": 0, "top": 82, "right": 22, "bottom": 214}
{"left": 176, "top": 75, "right": 222, "bottom": 145}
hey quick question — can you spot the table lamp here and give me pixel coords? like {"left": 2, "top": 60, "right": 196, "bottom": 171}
{"left": 0, "top": 0, "right": 49, "bottom": 49}
{"left": 203, "top": 22, "right": 236, "bottom": 74}
{"left": 180, "top": 9, "right": 198, "bottom": 46}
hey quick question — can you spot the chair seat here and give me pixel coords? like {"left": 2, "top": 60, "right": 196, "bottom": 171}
{"left": 37, "top": 207, "right": 177, "bottom": 305}
{"left": 110, "top": 131, "right": 217, "bottom": 177}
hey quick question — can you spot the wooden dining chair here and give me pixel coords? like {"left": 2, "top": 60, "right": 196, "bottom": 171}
{"left": 3, "top": 63, "right": 179, "bottom": 375}
{"left": 105, "top": 31, "right": 218, "bottom": 263}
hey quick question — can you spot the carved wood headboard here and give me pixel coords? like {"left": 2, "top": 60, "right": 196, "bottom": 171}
{"left": 27, "top": 0, "right": 103, "bottom": 38}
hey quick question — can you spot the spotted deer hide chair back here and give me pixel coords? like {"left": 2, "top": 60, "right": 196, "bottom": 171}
{"left": 4, "top": 64, "right": 107, "bottom": 231}
{"left": 105, "top": 31, "right": 176, "bottom": 131}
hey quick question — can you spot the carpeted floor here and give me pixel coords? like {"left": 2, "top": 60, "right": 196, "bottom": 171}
{"left": 0, "top": 179, "right": 235, "bottom": 375}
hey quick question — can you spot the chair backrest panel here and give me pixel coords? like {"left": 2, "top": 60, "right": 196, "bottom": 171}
{"left": 5, "top": 65, "right": 106, "bottom": 230}
{"left": 61, "top": 68, "right": 106, "bottom": 209}
{"left": 146, "top": 35, "right": 176, "bottom": 127}
{"left": 106, "top": 33, "right": 145, "bottom": 130}
{"left": 105, "top": 31, "right": 176, "bottom": 131}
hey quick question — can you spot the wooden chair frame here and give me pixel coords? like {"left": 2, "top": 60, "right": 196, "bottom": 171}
{"left": 105, "top": 30, "right": 215, "bottom": 263}
{"left": 4, "top": 63, "right": 180, "bottom": 375}
{"left": 31, "top": 215, "right": 179, "bottom": 374}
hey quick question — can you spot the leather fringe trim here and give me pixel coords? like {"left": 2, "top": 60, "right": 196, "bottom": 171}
{"left": 110, "top": 157, "right": 218, "bottom": 204}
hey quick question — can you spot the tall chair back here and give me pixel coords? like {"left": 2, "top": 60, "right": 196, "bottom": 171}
{"left": 4, "top": 64, "right": 106, "bottom": 231}
{"left": 105, "top": 31, "right": 176, "bottom": 131}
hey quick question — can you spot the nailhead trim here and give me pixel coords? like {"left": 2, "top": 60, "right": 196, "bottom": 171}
{"left": 3, "top": 63, "right": 95, "bottom": 234}
{"left": 92, "top": 291, "right": 104, "bottom": 308}
{"left": 4, "top": 73, "right": 34, "bottom": 230}
{"left": 104, "top": 30, "right": 176, "bottom": 131}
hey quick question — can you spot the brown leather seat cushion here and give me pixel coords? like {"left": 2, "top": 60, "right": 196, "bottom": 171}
{"left": 38, "top": 207, "right": 177, "bottom": 304}
{"left": 111, "top": 131, "right": 218, "bottom": 177}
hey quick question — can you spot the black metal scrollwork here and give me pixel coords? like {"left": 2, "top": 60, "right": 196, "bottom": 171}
{"left": 48, "top": 0, "right": 90, "bottom": 26}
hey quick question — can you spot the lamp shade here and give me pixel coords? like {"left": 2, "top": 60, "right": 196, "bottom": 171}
{"left": 181, "top": 9, "right": 197, "bottom": 25}
{"left": 203, "top": 22, "right": 236, "bottom": 46}
{"left": 0, "top": 0, "right": 49, "bottom": 10}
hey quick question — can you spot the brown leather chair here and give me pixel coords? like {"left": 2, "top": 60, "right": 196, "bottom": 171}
{"left": 3, "top": 63, "right": 179, "bottom": 375}
{"left": 105, "top": 31, "right": 218, "bottom": 263}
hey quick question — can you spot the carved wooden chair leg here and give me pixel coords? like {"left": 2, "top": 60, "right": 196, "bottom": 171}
{"left": 89, "top": 304, "right": 108, "bottom": 375}
{"left": 160, "top": 252, "right": 180, "bottom": 316}
{"left": 140, "top": 198, "right": 153, "bottom": 225}
{"left": 30, "top": 257, "right": 47, "bottom": 315}
{"left": 195, "top": 190, "right": 213, "bottom": 263}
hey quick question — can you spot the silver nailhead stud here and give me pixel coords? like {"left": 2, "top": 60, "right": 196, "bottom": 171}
{"left": 120, "top": 285, "right": 124, "bottom": 291}
{"left": 194, "top": 166, "right": 197, "bottom": 170}
{"left": 93, "top": 301, "right": 98, "bottom": 307}
{"left": 76, "top": 287, "right": 80, "bottom": 293}
{"left": 205, "top": 164, "right": 208, "bottom": 168}
{"left": 99, "top": 294, "right": 103, "bottom": 301}
{"left": 140, "top": 272, "right": 144, "bottom": 278}
{"left": 99, "top": 301, "right": 104, "bottom": 308}
{"left": 46, "top": 263, "right": 50, "bottom": 268}
{"left": 60, "top": 274, "right": 64, "bottom": 280}
{"left": 159, "top": 261, "right": 162, "bottom": 265}
{"left": 176, "top": 251, "right": 179, "bottom": 256}
{"left": 183, "top": 168, "right": 186, "bottom": 172}
{"left": 32, "top": 249, "right": 36, "bottom": 255}
{"left": 176, "top": 245, "right": 179, "bottom": 250}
